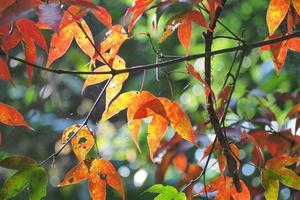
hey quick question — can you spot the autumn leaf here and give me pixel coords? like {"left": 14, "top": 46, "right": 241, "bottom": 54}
{"left": 61, "top": 124, "right": 94, "bottom": 161}
{"left": 159, "top": 10, "right": 210, "bottom": 55}
{"left": 82, "top": 55, "right": 129, "bottom": 107}
{"left": 98, "top": 25, "right": 128, "bottom": 60}
{"left": 0, "top": 57, "right": 14, "bottom": 86}
{"left": 185, "top": 63, "right": 215, "bottom": 99}
{"left": 101, "top": 91, "right": 139, "bottom": 122}
{"left": 46, "top": 6, "right": 95, "bottom": 67}
{"left": 59, "top": 158, "right": 124, "bottom": 200}
{"left": 261, "top": 34, "right": 300, "bottom": 73}
{"left": 197, "top": 176, "right": 250, "bottom": 200}
{"left": 125, "top": 0, "right": 154, "bottom": 32}
{"left": 240, "top": 131, "right": 264, "bottom": 167}
{"left": 266, "top": 0, "right": 290, "bottom": 35}
{"left": 0, "top": 102, "right": 32, "bottom": 129}
{"left": 101, "top": 91, "right": 196, "bottom": 159}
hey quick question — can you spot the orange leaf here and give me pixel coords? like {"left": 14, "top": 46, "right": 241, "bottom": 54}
{"left": 217, "top": 150, "right": 226, "bottom": 174}
{"left": 178, "top": 16, "right": 191, "bottom": 55}
{"left": 125, "top": 0, "right": 154, "bottom": 32}
{"left": 58, "top": 161, "right": 89, "bottom": 186}
{"left": 0, "top": 102, "right": 32, "bottom": 129}
{"left": 292, "top": 0, "right": 300, "bottom": 16}
{"left": 61, "top": 125, "right": 95, "bottom": 161}
{"left": 172, "top": 153, "right": 188, "bottom": 172}
{"left": 101, "top": 91, "right": 138, "bottom": 122}
{"left": 128, "top": 119, "right": 143, "bottom": 152}
{"left": 266, "top": 154, "right": 299, "bottom": 169}
{"left": 162, "top": 99, "right": 196, "bottom": 144}
{"left": 82, "top": 66, "right": 112, "bottom": 91}
{"left": 266, "top": 0, "right": 290, "bottom": 35}
{"left": 0, "top": 57, "right": 14, "bottom": 86}
{"left": 231, "top": 180, "right": 250, "bottom": 200}
{"left": 158, "top": 14, "right": 185, "bottom": 43}
{"left": 89, "top": 158, "right": 125, "bottom": 200}
{"left": 199, "top": 176, "right": 231, "bottom": 193}
{"left": 0, "top": 0, "right": 15, "bottom": 13}
{"left": 47, "top": 24, "right": 74, "bottom": 67}
{"left": 147, "top": 114, "right": 169, "bottom": 160}
{"left": 88, "top": 175, "right": 106, "bottom": 200}
{"left": 74, "top": 20, "right": 95, "bottom": 59}
{"left": 98, "top": 25, "right": 128, "bottom": 59}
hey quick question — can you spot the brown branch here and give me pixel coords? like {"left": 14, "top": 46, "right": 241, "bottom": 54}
{"left": 2, "top": 31, "right": 300, "bottom": 76}
{"left": 203, "top": 0, "right": 241, "bottom": 193}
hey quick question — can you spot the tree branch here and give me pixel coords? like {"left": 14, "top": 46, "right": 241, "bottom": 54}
{"left": 203, "top": 0, "right": 241, "bottom": 193}
{"left": 2, "top": 31, "right": 300, "bottom": 76}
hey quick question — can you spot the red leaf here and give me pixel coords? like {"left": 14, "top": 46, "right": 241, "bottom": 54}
{"left": 88, "top": 175, "right": 106, "bottom": 200}
{"left": 178, "top": 16, "right": 192, "bottom": 55}
{"left": 23, "top": 38, "right": 36, "bottom": 86}
{"left": 125, "top": 0, "right": 154, "bottom": 32}
{"left": 189, "top": 10, "right": 211, "bottom": 31}
{"left": 0, "top": 102, "right": 32, "bottom": 129}
{"left": 15, "top": 18, "right": 48, "bottom": 51}
{"left": 185, "top": 63, "right": 215, "bottom": 99}
{"left": 0, "top": 57, "right": 14, "bottom": 86}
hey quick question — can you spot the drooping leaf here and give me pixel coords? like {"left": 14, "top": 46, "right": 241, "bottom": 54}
{"left": 125, "top": 0, "right": 154, "bottom": 32}
{"left": 293, "top": 0, "right": 300, "bottom": 16}
{"left": 89, "top": 158, "right": 125, "bottom": 200}
{"left": 159, "top": 98, "right": 196, "bottom": 144}
{"left": 0, "top": 160, "right": 47, "bottom": 200}
{"left": 266, "top": 0, "right": 290, "bottom": 35}
{"left": 197, "top": 176, "right": 250, "bottom": 200}
{"left": 28, "top": 166, "right": 48, "bottom": 200}
{"left": 0, "top": 57, "right": 14, "bottom": 86}
{"left": 240, "top": 131, "right": 264, "bottom": 167}
{"left": 58, "top": 162, "right": 89, "bottom": 186}
{"left": 101, "top": 91, "right": 138, "bottom": 122}
{"left": 262, "top": 168, "right": 280, "bottom": 200}
{"left": 61, "top": 124, "right": 94, "bottom": 161}
{"left": 98, "top": 25, "right": 128, "bottom": 60}
{"left": 0, "top": 102, "right": 32, "bottom": 129}
{"left": 147, "top": 113, "right": 169, "bottom": 160}
{"left": 265, "top": 154, "right": 299, "bottom": 169}
{"left": 88, "top": 175, "right": 106, "bottom": 200}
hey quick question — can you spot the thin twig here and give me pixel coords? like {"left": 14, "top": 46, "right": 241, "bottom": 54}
{"left": 39, "top": 76, "right": 113, "bottom": 165}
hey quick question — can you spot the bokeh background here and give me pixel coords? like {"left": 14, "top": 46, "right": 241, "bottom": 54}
{"left": 0, "top": 0, "right": 299, "bottom": 199}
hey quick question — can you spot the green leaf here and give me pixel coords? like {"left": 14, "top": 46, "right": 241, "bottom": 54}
{"left": 272, "top": 167, "right": 300, "bottom": 190}
{"left": 237, "top": 96, "right": 257, "bottom": 120}
{"left": 262, "top": 168, "right": 279, "bottom": 200}
{"left": 29, "top": 167, "right": 48, "bottom": 200}
{"left": 145, "top": 184, "right": 187, "bottom": 200}
{"left": 0, "top": 156, "right": 37, "bottom": 170}
{"left": 0, "top": 157, "right": 48, "bottom": 200}
{"left": 0, "top": 169, "right": 32, "bottom": 200}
